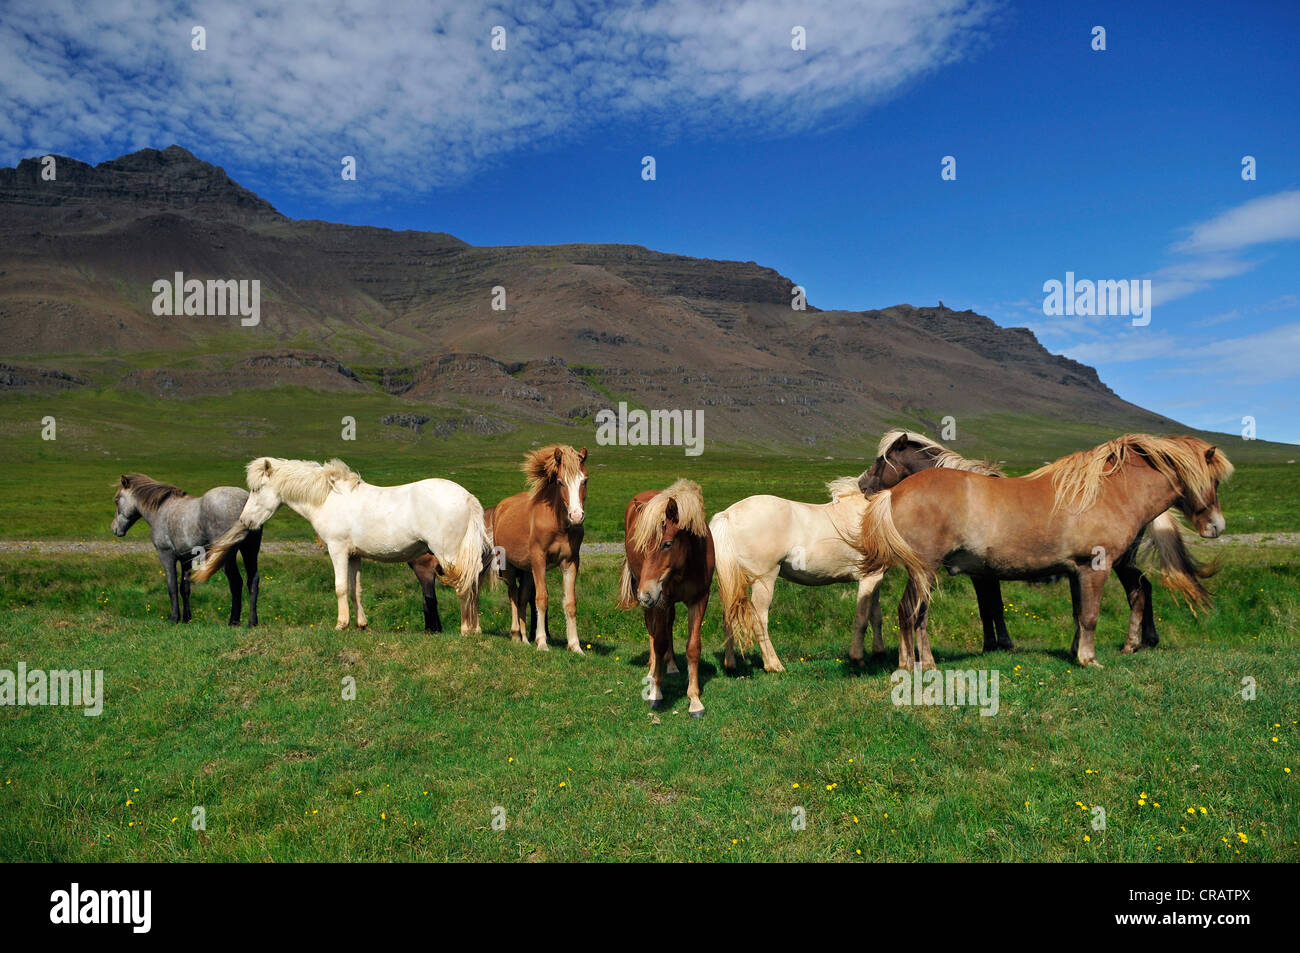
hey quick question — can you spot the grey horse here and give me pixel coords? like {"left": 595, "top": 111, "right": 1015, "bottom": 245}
{"left": 111, "top": 474, "right": 262, "bottom": 625}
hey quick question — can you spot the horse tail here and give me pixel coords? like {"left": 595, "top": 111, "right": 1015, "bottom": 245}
{"left": 616, "top": 557, "right": 638, "bottom": 610}
{"left": 1144, "top": 509, "right": 1216, "bottom": 614}
{"left": 857, "top": 490, "right": 931, "bottom": 614}
{"left": 709, "top": 512, "right": 762, "bottom": 653}
{"left": 439, "top": 493, "right": 493, "bottom": 600}
{"left": 193, "top": 521, "right": 249, "bottom": 583}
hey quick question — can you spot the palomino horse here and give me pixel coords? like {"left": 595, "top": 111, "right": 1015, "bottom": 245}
{"left": 711, "top": 476, "right": 884, "bottom": 674}
{"left": 618, "top": 480, "right": 714, "bottom": 717}
{"left": 477, "top": 445, "right": 587, "bottom": 652}
{"left": 858, "top": 434, "right": 1231, "bottom": 670}
{"left": 859, "top": 429, "right": 1180, "bottom": 653}
{"left": 112, "top": 474, "right": 262, "bottom": 625}
{"left": 194, "top": 458, "right": 491, "bottom": 631}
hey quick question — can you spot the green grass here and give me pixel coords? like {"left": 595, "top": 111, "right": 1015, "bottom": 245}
{"left": 0, "top": 543, "right": 1295, "bottom": 862}
{"left": 1, "top": 385, "right": 1296, "bottom": 861}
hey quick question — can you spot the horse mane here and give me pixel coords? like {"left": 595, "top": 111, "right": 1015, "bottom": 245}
{"left": 827, "top": 475, "right": 870, "bottom": 501}
{"left": 246, "top": 457, "right": 363, "bottom": 506}
{"left": 121, "top": 474, "right": 189, "bottom": 514}
{"left": 876, "top": 429, "right": 1003, "bottom": 476}
{"left": 1028, "top": 434, "right": 1234, "bottom": 513}
{"left": 629, "top": 479, "right": 708, "bottom": 552}
{"left": 522, "top": 444, "right": 585, "bottom": 501}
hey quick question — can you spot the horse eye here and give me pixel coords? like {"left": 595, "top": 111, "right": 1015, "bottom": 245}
{"left": 661, "top": 540, "right": 672, "bottom": 550}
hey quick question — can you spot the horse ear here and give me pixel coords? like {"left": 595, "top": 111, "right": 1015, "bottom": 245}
{"left": 120, "top": 475, "right": 130, "bottom": 487}
{"left": 665, "top": 498, "right": 679, "bottom": 524}
{"left": 552, "top": 447, "right": 564, "bottom": 475}
{"left": 889, "top": 432, "right": 911, "bottom": 454}
{"left": 1205, "top": 446, "right": 1217, "bottom": 464}
{"left": 578, "top": 446, "right": 588, "bottom": 463}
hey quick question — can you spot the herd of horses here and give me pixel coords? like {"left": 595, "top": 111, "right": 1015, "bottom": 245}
{"left": 110, "top": 430, "right": 1233, "bottom": 717}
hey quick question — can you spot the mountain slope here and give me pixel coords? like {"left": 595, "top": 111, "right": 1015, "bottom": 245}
{"left": 1, "top": 145, "right": 1186, "bottom": 446}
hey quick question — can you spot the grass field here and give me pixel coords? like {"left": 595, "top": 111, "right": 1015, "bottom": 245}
{"left": 0, "top": 389, "right": 1297, "bottom": 861}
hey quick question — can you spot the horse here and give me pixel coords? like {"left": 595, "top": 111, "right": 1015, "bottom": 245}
{"left": 193, "top": 458, "right": 492, "bottom": 632}
{"left": 473, "top": 445, "right": 588, "bottom": 652}
{"left": 112, "top": 474, "right": 261, "bottom": 626}
{"left": 710, "top": 476, "right": 884, "bottom": 674}
{"left": 857, "top": 434, "right": 1232, "bottom": 670}
{"left": 617, "top": 479, "right": 714, "bottom": 717}
{"left": 859, "top": 429, "right": 1181, "bottom": 653}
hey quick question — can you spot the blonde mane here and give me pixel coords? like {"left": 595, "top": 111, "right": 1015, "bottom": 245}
{"left": 827, "top": 474, "right": 870, "bottom": 501}
{"left": 629, "top": 479, "right": 708, "bottom": 552}
{"left": 1028, "top": 434, "right": 1234, "bottom": 514}
{"left": 522, "top": 444, "right": 586, "bottom": 500}
{"left": 876, "top": 429, "right": 1003, "bottom": 476}
{"left": 246, "top": 457, "right": 363, "bottom": 506}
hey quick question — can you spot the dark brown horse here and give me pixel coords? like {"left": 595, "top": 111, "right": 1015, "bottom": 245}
{"left": 858, "top": 434, "right": 1231, "bottom": 670}
{"left": 618, "top": 480, "right": 714, "bottom": 717}
{"left": 856, "top": 430, "right": 1010, "bottom": 654}
{"left": 858, "top": 429, "right": 1174, "bottom": 654}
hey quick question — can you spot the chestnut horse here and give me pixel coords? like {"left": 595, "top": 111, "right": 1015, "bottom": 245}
{"left": 485, "top": 445, "right": 588, "bottom": 652}
{"left": 618, "top": 479, "right": 714, "bottom": 717}
{"left": 858, "top": 434, "right": 1231, "bottom": 670}
{"left": 858, "top": 429, "right": 1176, "bottom": 654}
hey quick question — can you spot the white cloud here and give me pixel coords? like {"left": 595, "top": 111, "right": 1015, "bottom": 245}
{"left": 1174, "top": 189, "right": 1300, "bottom": 255}
{"left": 0, "top": 0, "right": 998, "bottom": 198}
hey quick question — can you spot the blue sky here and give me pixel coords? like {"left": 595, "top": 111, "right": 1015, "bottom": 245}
{"left": 2, "top": 0, "right": 1297, "bottom": 441}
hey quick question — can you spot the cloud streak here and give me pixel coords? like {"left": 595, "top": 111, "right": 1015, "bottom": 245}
{"left": 0, "top": 0, "right": 998, "bottom": 198}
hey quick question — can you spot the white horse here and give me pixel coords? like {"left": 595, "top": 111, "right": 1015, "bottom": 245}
{"left": 711, "top": 476, "right": 885, "bottom": 673}
{"left": 194, "top": 457, "right": 492, "bottom": 631}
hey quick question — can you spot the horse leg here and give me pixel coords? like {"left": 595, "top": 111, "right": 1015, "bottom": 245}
{"left": 561, "top": 556, "right": 582, "bottom": 653}
{"left": 159, "top": 551, "right": 180, "bottom": 623}
{"left": 915, "top": 593, "right": 936, "bottom": 671}
{"left": 686, "top": 597, "right": 706, "bottom": 717}
{"left": 663, "top": 601, "right": 679, "bottom": 673}
{"left": 223, "top": 556, "right": 243, "bottom": 626}
{"left": 328, "top": 544, "right": 351, "bottom": 629}
{"left": 850, "top": 572, "right": 883, "bottom": 666}
{"left": 1114, "top": 552, "right": 1147, "bottom": 655}
{"left": 241, "top": 538, "right": 260, "bottom": 628}
{"left": 1138, "top": 570, "right": 1159, "bottom": 647}
{"left": 897, "top": 579, "right": 920, "bottom": 671}
{"left": 751, "top": 570, "right": 784, "bottom": 673}
{"left": 504, "top": 566, "right": 523, "bottom": 642}
{"left": 409, "top": 557, "right": 442, "bottom": 634}
{"left": 530, "top": 550, "right": 550, "bottom": 651}
{"left": 974, "top": 576, "right": 1013, "bottom": 651}
{"left": 349, "top": 556, "right": 367, "bottom": 629}
{"left": 179, "top": 558, "right": 193, "bottom": 623}
{"left": 459, "top": 587, "right": 481, "bottom": 635}
{"left": 1071, "top": 568, "right": 1106, "bottom": 668}
{"left": 644, "top": 607, "right": 667, "bottom": 709}
{"left": 722, "top": 630, "right": 736, "bottom": 672}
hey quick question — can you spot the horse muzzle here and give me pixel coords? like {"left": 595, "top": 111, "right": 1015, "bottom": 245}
{"left": 637, "top": 583, "right": 664, "bottom": 608}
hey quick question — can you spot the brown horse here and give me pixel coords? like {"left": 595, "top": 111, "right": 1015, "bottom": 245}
{"left": 486, "top": 445, "right": 588, "bottom": 652}
{"left": 618, "top": 480, "right": 714, "bottom": 717}
{"left": 858, "top": 434, "right": 1231, "bottom": 670}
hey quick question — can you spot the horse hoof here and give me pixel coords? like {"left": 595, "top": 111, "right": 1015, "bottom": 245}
{"left": 765, "top": 661, "right": 785, "bottom": 673}
{"left": 535, "top": 641, "right": 549, "bottom": 651}
{"left": 690, "top": 709, "right": 704, "bottom": 719}
{"left": 649, "top": 698, "right": 662, "bottom": 710}
{"left": 688, "top": 700, "right": 705, "bottom": 717}
{"left": 568, "top": 644, "right": 584, "bottom": 654}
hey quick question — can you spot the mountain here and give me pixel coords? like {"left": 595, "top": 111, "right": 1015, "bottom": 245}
{"left": 0, "top": 145, "right": 1185, "bottom": 447}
